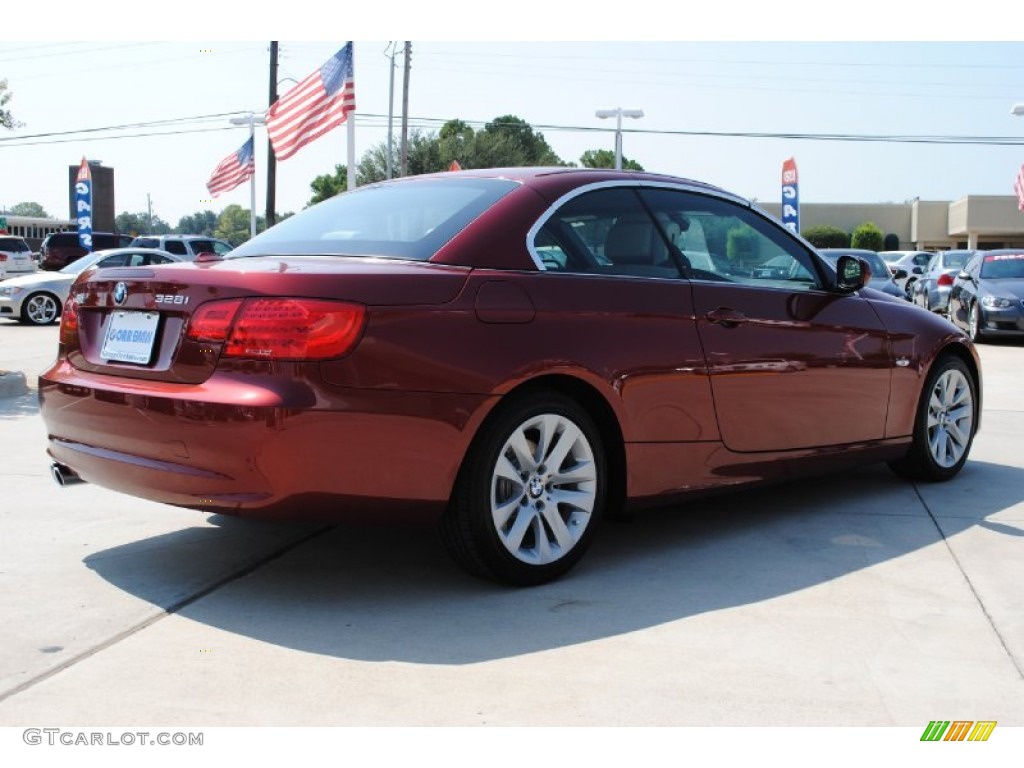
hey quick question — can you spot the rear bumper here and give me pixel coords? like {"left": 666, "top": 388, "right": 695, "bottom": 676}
{"left": 39, "top": 360, "right": 497, "bottom": 522}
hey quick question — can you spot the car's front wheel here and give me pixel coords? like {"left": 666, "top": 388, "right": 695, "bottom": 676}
{"left": 442, "top": 392, "right": 605, "bottom": 586}
{"left": 967, "top": 303, "right": 984, "bottom": 343}
{"left": 889, "top": 355, "right": 977, "bottom": 482}
{"left": 20, "top": 292, "right": 60, "bottom": 325}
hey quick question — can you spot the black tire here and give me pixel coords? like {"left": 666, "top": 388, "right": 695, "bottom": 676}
{"left": 441, "top": 392, "right": 606, "bottom": 586}
{"left": 967, "top": 302, "right": 984, "bottom": 343}
{"left": 888, "top": 355, "right": 977, "bottom": 482}
{"left": 20, "top": 292, "right": 61, "bottom": 325}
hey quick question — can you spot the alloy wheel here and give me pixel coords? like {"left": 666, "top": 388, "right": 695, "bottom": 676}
{"left": 24, "top": 294, "right": 59, "bottom": 325}
{"left": 925, "top": 368, "right": 974, "bottom": 469}
{"left": 489, "top": 412, "right": 598, "bottom": 566}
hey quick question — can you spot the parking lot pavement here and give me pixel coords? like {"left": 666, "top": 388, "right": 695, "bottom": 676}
{"left": 0, "top": 324, "right": 1021, "bottom": 726}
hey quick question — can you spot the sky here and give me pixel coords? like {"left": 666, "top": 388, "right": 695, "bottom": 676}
{"left": 2, "top": 4, "right": 1023, "bottom": 230}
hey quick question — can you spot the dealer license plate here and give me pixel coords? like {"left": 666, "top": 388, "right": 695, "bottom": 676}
{"left": 100, "top": 311, "right": 160, "bottom": 364}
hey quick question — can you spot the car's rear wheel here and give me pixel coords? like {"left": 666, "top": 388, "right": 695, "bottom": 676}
{"left": 21, "top": 292, "right": 60, "bottom": 325}
{"left": 442, "top": 392, "right": 605, "bottom": 586}
{"left": 889, "top": 355, "right": 977, "bottom": 482}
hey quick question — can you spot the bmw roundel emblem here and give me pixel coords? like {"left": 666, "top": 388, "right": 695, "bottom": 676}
{"left": 113, "top": 282, "right": 128, "bottom": 306}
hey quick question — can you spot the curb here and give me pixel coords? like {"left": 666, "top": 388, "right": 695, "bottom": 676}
{"left": 0, "top": 370, "right": 29, "bottom": 399}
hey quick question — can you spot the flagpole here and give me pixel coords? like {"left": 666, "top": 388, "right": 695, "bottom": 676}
{"left": 248, "top": 116, "right": 257, "bottom": 238}
{"left": 230, "top": 113, "right": 265, "bottom": 238}
{"left": 347, "top": 43, "right": 356, "bottom": 192}
{"left": 347, "top": 115, "right": 356, "bottom": 192}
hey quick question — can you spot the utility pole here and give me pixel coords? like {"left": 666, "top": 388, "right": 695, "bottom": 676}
{"left": 147, "top": 193, "right": 153, "bottom": 232}
{"left": 386, "top": 42, "right": 397, "bottom": 180}
{"left": 400, "top": 41, "right": 411, "bottom": 177}
{"left": 266, "top": 41, "right": 279, "bottom": 228}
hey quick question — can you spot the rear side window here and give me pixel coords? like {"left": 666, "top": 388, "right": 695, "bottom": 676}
{"left": 164, "top": 241, "right": 188, "bottom": 255}
{"left": 229, "top": 178, "right": 519, "bottom": 261}
{"left": 45, "top": 233, "right": 77, "bottom": 249}
{"left": 93, "top": 234, "right": 130, "bottom": 250}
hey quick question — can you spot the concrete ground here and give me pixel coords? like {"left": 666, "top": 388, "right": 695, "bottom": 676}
{"left": 0, "top": 321, "right": 1021, "bottom": 729}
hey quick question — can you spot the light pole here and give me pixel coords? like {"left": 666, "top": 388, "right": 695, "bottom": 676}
{"left": 229, "top": 113, "right": 266, "bottom": 238}
{"left": 595, "top": 108, "right": 644, "bottom": 170}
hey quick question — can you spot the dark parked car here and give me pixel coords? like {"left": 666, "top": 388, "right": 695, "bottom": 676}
{"left": 40, "top": 231, "right": 133, "bottom": 271}
{"left": 947, "top": 249, "right": 1024, "bottom": 342}
{"left": 911, "top": 250, "right": 977, "bottom": 314}
{"left": 40, "top": 168, "right": 982, "bottom": 585}
{"left": 817, "top": 248, "right": 905, "bottom": 299}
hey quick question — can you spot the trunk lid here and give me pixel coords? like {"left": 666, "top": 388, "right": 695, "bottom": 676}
{"left": 63, "top": 256, "right": 470, "bottom": 383}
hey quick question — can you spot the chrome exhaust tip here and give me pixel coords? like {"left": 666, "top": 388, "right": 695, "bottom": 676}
{"left": 50, "top": 463, "right": 84, "bottom": 487}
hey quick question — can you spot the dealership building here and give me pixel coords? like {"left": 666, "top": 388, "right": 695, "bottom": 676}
{"left": 760, "top": 195, "right": 1024, "bottom": 251}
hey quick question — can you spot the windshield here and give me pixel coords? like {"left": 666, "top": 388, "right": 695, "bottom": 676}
{"left": 229, "top": 177, "right": 519, "bottom": 261}
{"left": 980, "top": 254, "right": 1024, "bottom": 279}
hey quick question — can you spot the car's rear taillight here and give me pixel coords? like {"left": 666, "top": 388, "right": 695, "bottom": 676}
{"left": 186, "top": 299, "right": 244, "bottom": 342}
{"left": 59, "top": 295, "right": 78, "bottom": 346}
{"left": 186, "top": 298, "right": 365, "bottom": 360}
{"left": 0, "top": 254, "right": 8, "bottom": 262}
{"left": 937, "top": 273, "right": 954, "bottom": 287}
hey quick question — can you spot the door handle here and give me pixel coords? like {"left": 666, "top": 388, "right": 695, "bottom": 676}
{"left": 705, "top": 308, "right": 747, "bottom": 328}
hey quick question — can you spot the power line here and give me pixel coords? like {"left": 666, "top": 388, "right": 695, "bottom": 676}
{"left": 3, "top": 110, "right": 1023, "bottom": 150}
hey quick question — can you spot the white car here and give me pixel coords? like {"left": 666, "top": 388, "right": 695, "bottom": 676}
{"left": 879, "top": 250, "right": 935, "bottom": 298}
{"left": 0, "top": 247, "right": 183, "bottom": 325}
{"left": 0, "top": 236, "right": 37, "bottom": 280}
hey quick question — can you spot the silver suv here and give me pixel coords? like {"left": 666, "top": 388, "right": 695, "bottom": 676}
{"left": 130, "top": 235, "right": 233, "bottom": 259}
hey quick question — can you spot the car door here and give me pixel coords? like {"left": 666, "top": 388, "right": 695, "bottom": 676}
{"left": 640, "top": 188, "right": 893, "bottom": 453}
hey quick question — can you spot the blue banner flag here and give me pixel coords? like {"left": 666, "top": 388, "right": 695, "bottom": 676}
{"left": 781, "top": 158, "right": 799, "bottom": 234}
{"left": 75, "top": 157, "right": 94, "bottom": 252}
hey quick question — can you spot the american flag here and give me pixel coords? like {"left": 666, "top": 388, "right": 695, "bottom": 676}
{"left": 206, "top": 137, "right": 255, "bottom": 197}
{"left": 1015, "top": 164, "right": 1024, "bottom": 212}
{"left": 268, "top": 43, "right": 355, "bottom": 162}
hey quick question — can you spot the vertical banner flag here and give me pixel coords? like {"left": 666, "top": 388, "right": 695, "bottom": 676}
{"left": 1014, "top": 164, "right": 1024, "bottom": 212}
{"left": 781, "top": 158, "right": 799, "bottom": 234}
{"left": 75, "top": 157, "right": 93, "bottom": 252}
{"left": 267, "top": 42, "right": 355, "bottom": 162}
{"left": 206, "top": 137, "right": 256, "bottom": 197}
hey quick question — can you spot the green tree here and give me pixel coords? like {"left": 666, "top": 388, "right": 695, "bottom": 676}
{"left": 310, "top": 115, "right": 569, "bottom": 206}
{"left": 10, "top": 201, "right": 48, "bottom": 217}
{"left": 115, "top": 211, "right": 171, "bottom": 236}
{"left": 1, "top": 79, "right": 22, "bottom": 130}
{"left": 215, "top": 205, "right": 265, "bottom": 246}
{"left": 479, "top": 115, "right": 562, "bottom": 166}
{"left": 802, "top": 225, "right": 850, "bottom": 249}
{"left": 308, "top": 164, "right": 349, "bottom": 206}
{"left": 177, "top": 210, "right": 219, "bottom": 236}
{"left": 851, "top": 221, "right": 884, "bottom": 251}
{"left": 579, "top": 149, "right": 644, "bottom": 171}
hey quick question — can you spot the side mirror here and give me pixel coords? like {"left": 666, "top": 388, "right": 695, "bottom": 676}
{"left": 912, "top": 266, "right": 924, "bottom": 275}
{"left": 835, "top": 255, "right": 868, "bottom": 292}
{"left": 892, "top": 268, "right": 908, "bottom": 280}
{"left": 957, "top": 270, "right": 971, "bottom": 280}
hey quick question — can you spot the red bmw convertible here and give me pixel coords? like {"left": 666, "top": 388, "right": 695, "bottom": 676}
{"left": 40, "top": 168, "right": 981, "bottom": 585}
